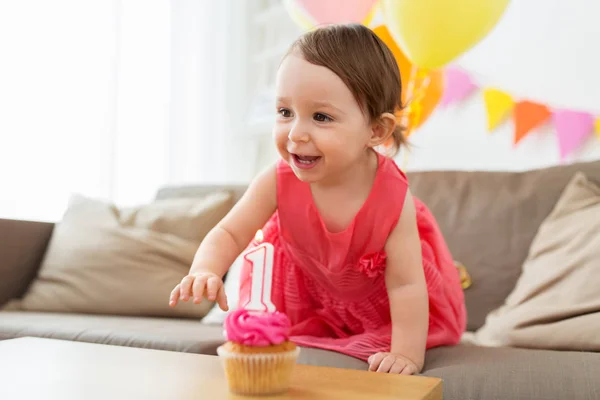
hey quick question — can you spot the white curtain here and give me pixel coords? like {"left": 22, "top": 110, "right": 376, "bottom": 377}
{"left": 0, "top": 0, "right": 256, "bottom": 222}
{"left": 168, "top": 0, "right": 257, "bottom": 186}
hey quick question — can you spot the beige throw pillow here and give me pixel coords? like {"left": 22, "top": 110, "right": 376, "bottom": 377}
{"left": 473, "top": 172, "right": 600, "bottom": 351}
{"left": 4, "top": 192, "right": 234, "bottom": 319}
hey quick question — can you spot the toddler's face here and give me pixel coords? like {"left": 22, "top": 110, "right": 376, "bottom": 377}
{"left": 274, "top": 53, "right": 373, "bottom": 184}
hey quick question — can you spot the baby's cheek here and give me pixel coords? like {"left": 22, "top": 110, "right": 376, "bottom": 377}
{"left": 273, "top": 132, "right": 291, "bottom": 158}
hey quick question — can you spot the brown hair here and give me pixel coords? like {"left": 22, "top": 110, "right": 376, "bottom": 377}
{"left": 287, "top": 24, "right": 407, "bottom": 156}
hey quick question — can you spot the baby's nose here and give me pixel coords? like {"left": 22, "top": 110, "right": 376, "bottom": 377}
{"left": 288, "top": 123, "right": 310, "bottom": 143}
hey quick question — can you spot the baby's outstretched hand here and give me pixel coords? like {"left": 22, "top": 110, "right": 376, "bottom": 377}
{"left": 368, "top": 352, "right": 419, "bottom": 375}
{"left": 169, "top": 272, "right": 229, "bottom": 311}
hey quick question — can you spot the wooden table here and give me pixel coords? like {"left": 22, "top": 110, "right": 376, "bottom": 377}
{"left": 0, "top": 337, "right": 442, "bottom": 399}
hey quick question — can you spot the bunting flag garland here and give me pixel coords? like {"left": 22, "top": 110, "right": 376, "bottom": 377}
{"left": 553, "top": 110, "right": 595, "bottom": 160}
{"left": 482, "top": 88, "right": 514, "bottom": 132}
{"left": 513, "top": 101, "right": 551, "bottom": 145}
{"left": 436, "top": 67, "right": 599, "bottom": 159}
{"left": 440, "top": 68, "right": 477, "bottom": 107}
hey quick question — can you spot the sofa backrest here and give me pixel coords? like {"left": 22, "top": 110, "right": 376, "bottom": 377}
{"left": 157, "top": 185, "right": 248, "bottom": 204}
{"left": 408, "top": 160, "right": 600, "bottom": 330}
{"left": 156, "top": 160, "right": 600, "bottom": 331}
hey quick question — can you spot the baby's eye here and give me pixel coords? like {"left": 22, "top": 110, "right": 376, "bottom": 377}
{"left": 278, "top": 108, "right": 292, "bottom": 118}
{"left": 314, "top": 113, "right": 332, "bottom": 122}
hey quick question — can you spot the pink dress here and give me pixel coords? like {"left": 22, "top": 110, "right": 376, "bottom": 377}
{"left": 239, "top": 153, "right": 466, "bottom": 362}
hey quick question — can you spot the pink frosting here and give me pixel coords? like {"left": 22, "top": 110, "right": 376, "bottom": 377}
{"left": 224, "top": 309, "right": 291, "bottom": 347}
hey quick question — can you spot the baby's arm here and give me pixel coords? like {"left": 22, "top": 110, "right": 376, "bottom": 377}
{"left": 369, "top": 190, "right": 428, "bottom": 374}
{"left": 169, "top": 164, "right": 277, "bottom": 310}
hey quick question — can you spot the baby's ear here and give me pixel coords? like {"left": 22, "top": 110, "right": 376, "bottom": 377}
{"left": 368, "top": 113, "right": 396, "bottom": 147}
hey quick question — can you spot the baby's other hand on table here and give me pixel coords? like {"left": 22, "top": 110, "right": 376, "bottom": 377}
{"left": 368, "top": 352, "right": 419, "bottom": 375}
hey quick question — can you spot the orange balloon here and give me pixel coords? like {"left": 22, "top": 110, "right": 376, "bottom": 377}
{"left": 373, "top": 25, "right": 442, "bottom": 131}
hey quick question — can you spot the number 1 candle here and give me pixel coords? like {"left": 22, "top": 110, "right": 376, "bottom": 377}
{"left": 243, "top": 230, "right": 276, "bottom": 313}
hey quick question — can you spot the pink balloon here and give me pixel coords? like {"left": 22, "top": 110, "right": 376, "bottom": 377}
{"left": 295, "top": 0, "right": 378, "bottom": 25}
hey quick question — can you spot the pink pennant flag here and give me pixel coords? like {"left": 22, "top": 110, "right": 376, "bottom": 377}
{"left": 553, "top": 110, "right": 595, "bottom": 160}
{"left": 440, "top": 68, "right": 478, "bottom": 107}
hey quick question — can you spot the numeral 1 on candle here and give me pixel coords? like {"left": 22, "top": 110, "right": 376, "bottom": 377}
{"left": 243, "top": 243, "right": 276, "bottom": 313}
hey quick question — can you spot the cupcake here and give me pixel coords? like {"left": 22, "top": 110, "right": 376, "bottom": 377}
{"left": 217, "top": 308, "right": 300, "bottom": 396}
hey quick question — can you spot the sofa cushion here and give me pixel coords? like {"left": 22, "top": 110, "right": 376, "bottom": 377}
{"left": 407, "top": 160, "right": 600, "bottom": 330}
{"left": 297, "top": 346, "right": 369, "bottom": 370}
{"left": 0, "top": 311, "right": 226, "bottom": 355}
{"left": 4, "top": 193, "right": 234, "bottom": 319}
{"left": 472, "top": 172, "right": 600, "bottom": 351}
{"left": 0, "top": 310, "right": 368, "bottom": 370}
{"left": 423, "top": 344, "right": 600, "bottom": 400}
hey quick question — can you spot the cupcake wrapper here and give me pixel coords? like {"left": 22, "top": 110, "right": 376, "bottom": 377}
{"left": 217, "top": 346, "right": 300, "bottom": 396}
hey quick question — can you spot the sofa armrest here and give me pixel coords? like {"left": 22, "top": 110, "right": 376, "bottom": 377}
{"left": 0, "top": 218, "right": 54, "bottom": 306}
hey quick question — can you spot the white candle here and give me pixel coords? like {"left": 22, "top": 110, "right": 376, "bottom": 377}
{"left": 243, "top": 230, "right": 276, "bottom": 313}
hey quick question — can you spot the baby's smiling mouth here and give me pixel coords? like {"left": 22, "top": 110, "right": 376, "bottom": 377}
{"left": 292, "top": 153, "right": 321, "bottom": 165}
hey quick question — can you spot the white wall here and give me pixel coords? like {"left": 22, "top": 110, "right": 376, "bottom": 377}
{"left": 252, "top": 0, "right": 600, "bottom": 173}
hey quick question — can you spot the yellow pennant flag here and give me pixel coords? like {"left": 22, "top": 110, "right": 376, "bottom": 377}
{"left": 483, "top": 88, "right": 514, "bottom": 132}
{"left": 595, "top": 117, "right": 600, "bottom": 139}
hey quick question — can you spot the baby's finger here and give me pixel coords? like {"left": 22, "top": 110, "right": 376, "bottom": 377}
{"left": 376, "top": 355, "right": 396, "bottom": 373}
{"left": 169, "top": 284, "right": 181, "bottom": 307}
{"left": 216, "top": 285, "right": 229, "bottom": 311}
{"left": 206, "top": 276, "right": 221, "bottom": 301}
{"left": 192, "top": 275, "right": 209, "bottom": 302}
{"left": 179, "top": 275, "right": 195, "bottom": 301}
{"left": 368, "top": 353, "right": 386, "bottom": 372}
{"left": 400, "top": 363, "right": 418, "bottom": 375}
{"left": 389, "top": 359, "right": 407, "bottom": 374}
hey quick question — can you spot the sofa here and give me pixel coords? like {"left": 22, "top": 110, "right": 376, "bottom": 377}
{"left": 2, "top": 159, "right": 600, "bottom": 400}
